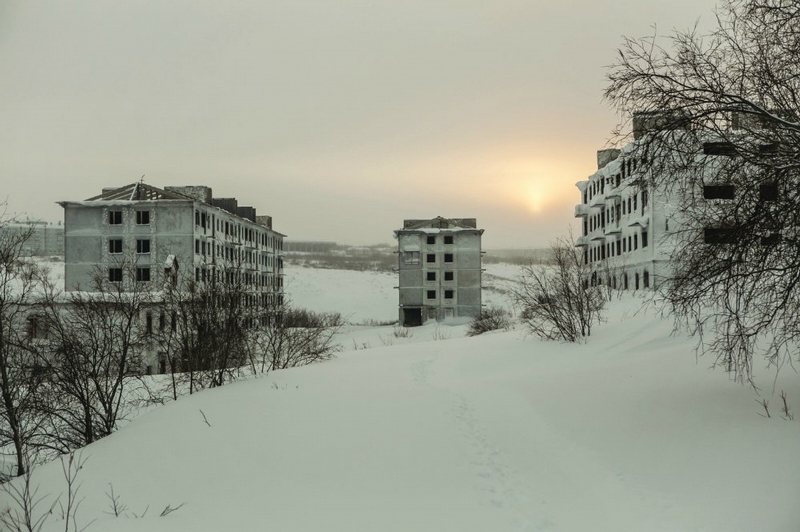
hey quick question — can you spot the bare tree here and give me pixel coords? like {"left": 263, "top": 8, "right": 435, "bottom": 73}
{"left": 512, "top": 236, "right": 606, "bottom": 342}
{"left": 0, "top": 216, "right": 46, "bottom": 477}
{"left": 605, "top": 0, "right": 800, "bottom": 383}
{"left": 252, "top": 306, "right": 343, "bottom": 373}
{"left": 37, "top": 258, "right": 151, "bottom": 451}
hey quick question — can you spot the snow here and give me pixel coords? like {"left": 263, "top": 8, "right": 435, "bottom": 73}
{"left": 6, "top": 266, "right": 800, "bottom": 531}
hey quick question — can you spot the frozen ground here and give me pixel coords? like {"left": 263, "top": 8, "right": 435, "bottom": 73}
{"left": 6, "top": 265, "right": 800, "bottom": 532}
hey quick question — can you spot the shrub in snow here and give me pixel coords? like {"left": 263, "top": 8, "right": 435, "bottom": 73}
{"left": 512, "top": 237, "right": 605, "bottom": 342}
{"left": 467, "top": 307, "right": 512, "bottom": 336}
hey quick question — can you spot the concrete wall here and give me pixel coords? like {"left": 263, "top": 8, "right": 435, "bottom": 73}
{"left": 396, "top": 222, "right": 483, "bottom": 325}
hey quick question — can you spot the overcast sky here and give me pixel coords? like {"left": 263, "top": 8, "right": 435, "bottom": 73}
{"left": 0, "top": 0, "right": 718, "bottom": 248}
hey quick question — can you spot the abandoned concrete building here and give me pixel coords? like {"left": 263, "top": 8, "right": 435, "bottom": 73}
{"left": 395, "top": 217, "right": 483, "bottom": 326}
{"left": 59, "top": 182, "right": 285, "bottom": 295}
{"left": 0, "top": 220, "right": 64, "bottom": 256}
{"left": 58, "top": 182, "right": 286, "bottom": 373}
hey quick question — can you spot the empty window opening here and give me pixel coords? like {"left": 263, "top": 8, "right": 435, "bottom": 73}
{"left": 759, "top": 183, "right": 778, "bottom": 202}
{"left": 444, "top": 253, "right": 454, "bottom": 263}
{"left": 426, "top": 236, "right": 436, "bottom": 245}
{"left": 643, "top": 270, "right": 650, "bottom": 288}
{"left": 427, "top": 272, "right": 436, "bottom": 281}
{"left": 136, "top": 211, "right": 150, "bottom": 225}
{"left": 704, "top": 227, "right": 739, "bottom": 244}
{"left": 444, "top": 235, "right": 454, "bottom": 245}
{"left": 426, "top": 254, "right": 436, "bottom": 263}
{"left": 109, "top": 211, "right": 123, "bottom": 225}
{"left": 426, "top": 290, "right": 436, "bottom": 299}
{"left": 136, "top": 239, "right": 150, "bottom": 254}
{"left": 703, "top": 142, "right": 737, "bottom": 156}
{"left": 444, "top": 290, "right": 454, "bottom": 299}
{"left": 703, "top": 185, "right": 736, "bottom": 200}
{"left": 444, "top": 271, "right": 454, "bottom": 281}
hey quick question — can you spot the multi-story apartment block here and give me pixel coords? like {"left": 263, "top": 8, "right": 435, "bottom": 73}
{"left": 575, "top": 139, "right": 673, "bottom": 290}
{"left": 59, "top": 182, "right": 284, "bottom": 303}
{"left": 0, "top": 220, "right": 64, "bottom": 256}
{"left": 395, "top": 217, "right": 483, "bottom": 326}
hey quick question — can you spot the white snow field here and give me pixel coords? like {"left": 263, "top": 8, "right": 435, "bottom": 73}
{"left": 7, "top": 266, "right": 800, "bottom": 532}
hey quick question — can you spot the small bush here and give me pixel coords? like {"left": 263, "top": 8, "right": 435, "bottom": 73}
{"left": 467, "top": 307, "right": 512, "bottom": 336}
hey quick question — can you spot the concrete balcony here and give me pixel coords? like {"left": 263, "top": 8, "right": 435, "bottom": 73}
{"left": 574, "top": 204, "right": 589, "bottom": 217}
{"left": 575, "top": 235, "right": 589, "bottom": 247}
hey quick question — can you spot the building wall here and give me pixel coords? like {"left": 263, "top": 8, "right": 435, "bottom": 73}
{"left": 395, "top": 218, "right": 483, "bottom": 326}
{"left": 575, "top": 144, "right": 680, "bottom": 290}
{"left": 0, "top": 222, "right": 65, "bottom": 256}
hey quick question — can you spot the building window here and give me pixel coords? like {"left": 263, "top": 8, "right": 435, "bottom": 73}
{"left": 703, "top": 141, "right": 736, "bottom": 155}
{"left": 195, "top": 239, "right": 200, "bottom": 254}
{"left": 444, "top": 235, "right": 453, "bottom": 245}
{"left": 635, "top": 273, "right": 640, "bottom": 290}
{"left": 136, "top": 210, "right": 150, "bottom": 225}
{"left": 616, "top": 240, "right": 621, "bottom": 255}
{"left": 703, "top": 185, "right": 735, "bottom": 200}
{"left": 108, "top": 211, "right": 122, "bottom": 225}
{"left": 427, "top": 272, "right": 436, "bottom": 281}
{"left": 108, "top": 238, "right": 123, "bottom": 254}
{"left": 444, "top": 253, "right": 453, "bottom": 263}
{"left": 643, "top": 270, "right": 650, "bottom": 288}
{"left": 704, "top": 227, "right": 739, "bottom": 244}
{"left": 109, "top": 268, "right": 123, "bottom": 283}
{"left": 444, "top": 290, "right": 454, "bottom": 299}
{"left": 136, "top": 238, "right": 150, "bottom": 254}
{"left": 444, "top": 271, "right": 454, "bottom": 281}
{"left": 426, "top": 290, "right": 436, "bottom": 299}
{"left": 634, "top": 234, "right": 638, "bottom": 250}
{"left": 759, "top": 183, "right": 778, "bottom": 201}
{"left": 426, "top": 236, "right": 436, "bottom": 245}
{"left": 642, "top": 231, "right": 648, "bottom": 248}
{"left": 136, "top": 267, "right": 151, "bottom": 282}
{"left": 145, "top": 313, "right": 153, "bottom": 335}
{"left": 426, "top": 254, "right": 436, "bottom": 263}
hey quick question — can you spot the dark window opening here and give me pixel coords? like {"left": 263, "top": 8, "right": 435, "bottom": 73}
{"left": 426, "top": 290, "right": 436, "bottom": 299}
{"left": 444, "top": 271, "right": 454, "bottom": 281}
{"left": 704, "top": 227, "right": 739, "bottom": 244}
{"left": 426, "top": 254, "right": 436, "bottom": 263}
{"left": 444, "top": 290, "right": 454, "bottom": 299}
{"left": 137, "top": 267, "right": 151, "bottom": 282}
{"left": 759, "top": 183, "right": 778, "bottom": 201}
{"left": 616, "top": 240, "right": 621, "bottom": 255}
{"left": 426, "top": 236, "right": 436, "bottom": 245}
{"left": 109, "top": 211, "right": 123, "bottom": 225}
{"left": 109, "top": 238, "right": 122, "bottom": 254}
{"left": 444, "top": 235, "right": 453, "bottom": 245}
{"left": 703, "top": 185, "right": 736, "bottom": 200}
{"left": 136, "top": 239, "right": 150, "bottom": 254}
{"left": 145, "top": 313, "right": 153, "bottom": 334}
{"left": 635, "top": 273, "right": 640, "bottom": 290}
{"left": 642, "top": 231, "right": 648, "bottom": 248}
{"left": 703, "top": 142, "right": 737, "bottom": 156}
{"left": 444, "top": 253, "right": 454, "bottom": 263}
{"left": 643, "top": 270, "right": 650, "bottom": 288}
{"left": 136, "top": 210, "right": 150, "bottom": 225}
{"left": 109, "top": 268, "right": 122, "bottom": 282}
{"left": 427, "top": 272, "right": 436, "bottom": 281}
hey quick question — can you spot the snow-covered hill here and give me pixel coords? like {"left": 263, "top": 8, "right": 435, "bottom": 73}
{"left": 5, "top": 268, "right": 800, "bottom": 532}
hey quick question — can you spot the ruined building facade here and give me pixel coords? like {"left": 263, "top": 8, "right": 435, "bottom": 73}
{"left": 59, "top": 182, "right": 285, "bottom": 301}
{"left": 395, "top": 217, "right": 483, "bottom": 326}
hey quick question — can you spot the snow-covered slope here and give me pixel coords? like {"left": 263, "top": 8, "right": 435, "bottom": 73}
{"left": 284, "top": 263, "right": 516, "bottom": 324}
{"left": 9, "top": 292, "right": 800, "bottom": 532}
